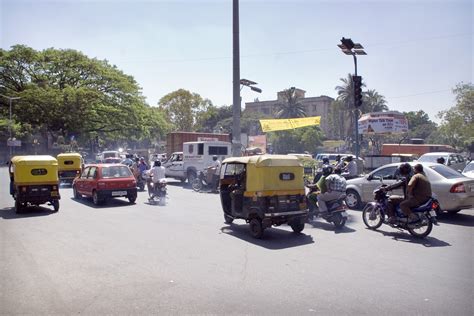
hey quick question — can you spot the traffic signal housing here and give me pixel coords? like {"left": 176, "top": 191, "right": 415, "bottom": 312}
{"left": 353, "top": 75, "right": 363, "bottom": 107}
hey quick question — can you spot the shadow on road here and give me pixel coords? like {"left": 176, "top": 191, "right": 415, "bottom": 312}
{"left": 436, "top": 212, "right": 474, "bottom": 227}
{"left": 220, "top": 223, "right": 314, "bottom": 250}
{"left": 0, "top": 206, "right": 56, "bottom": 219}
{"left": 70, "top": 197, "right": 133, "bottom": 209}
{"left": 371, "top": 228, "right": 451, "bottom": 247}
{"left": 307, "top": 220, "right": 356, "bottom": 234}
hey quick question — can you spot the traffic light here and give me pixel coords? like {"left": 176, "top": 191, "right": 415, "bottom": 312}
{"left": 353, "top": 75, "right": 363, "bottom": 107}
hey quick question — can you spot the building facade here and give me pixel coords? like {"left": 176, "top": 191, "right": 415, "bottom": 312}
{"left": 244, "top": 88, "right": 334, "bottom": 137}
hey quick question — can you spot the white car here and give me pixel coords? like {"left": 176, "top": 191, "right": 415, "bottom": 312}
{"left": 345, "top": 162, "right": 474, "bottom": 213}
{"left": 462, "top": 161, "right": 474, "bottom": 178}
{"left": 417, "top": 152, "right": 467, "bottom": 171}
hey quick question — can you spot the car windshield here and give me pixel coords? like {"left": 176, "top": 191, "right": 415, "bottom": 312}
{"left": 463, "top": 163, "right": 474, "bottom": 173}
{"left": 101, "top": 166, "right": 132, "bottom": 178}
{"left": 418, "top": 155, "right": 447, "bottom": 163}
{"left": 429, "top": 164, "right": 464, "bottom": 179}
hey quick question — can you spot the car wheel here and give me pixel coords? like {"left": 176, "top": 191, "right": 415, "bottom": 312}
{"left": 128, "top": 196, "right": 136, "bottom": 204}
{"left": 73, "top": 186, "right": 81, "bottom": 199}
{"left": 290, "top": 221, "right": 305, "bottom": 233}
{"left": 92, "top": 190, "right": 102, "bottom": 205}
{"left": 345, "top": 189, "right": 362, "bottom": 209}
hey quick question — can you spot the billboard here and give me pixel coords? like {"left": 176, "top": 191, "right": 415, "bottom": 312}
{"left": 358, "top": 111, "right": 408, "bottom": 134}
{"left": 259, "top": 116, "right": 321, "bottom": 132}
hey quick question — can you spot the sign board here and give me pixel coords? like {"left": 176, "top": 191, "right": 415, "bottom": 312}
{"left": 7, "top": 139, "right": 22, "bottom": 147}
{"left": 197, "top": 137, "right": 219, "bottom": 142}
{"left": 358, "top": 111, "right": 408, "bottom": 135}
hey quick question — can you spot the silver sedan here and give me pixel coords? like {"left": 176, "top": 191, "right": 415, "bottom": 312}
{"left": 345, "top": 162, "right": 474, "bottom": 213}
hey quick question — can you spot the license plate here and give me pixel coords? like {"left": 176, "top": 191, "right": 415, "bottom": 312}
{"left": 429, "top": 210, "right": 437, "bottom": 217}
{"left": 112, "top": 191, "right": 127, "bottom": 196}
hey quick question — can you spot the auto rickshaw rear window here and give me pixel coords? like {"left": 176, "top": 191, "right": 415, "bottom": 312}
{"left": 64, "top": 160, "right": 74, "bottom": 165}
{"left": 31, "top": 168, "right": 48, "bottom": 176}
{"left": 279, "top": 173, "right": 295, "bottom": 181}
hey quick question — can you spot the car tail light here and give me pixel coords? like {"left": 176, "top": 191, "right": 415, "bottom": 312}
{"left": 450, "top": 183, "right": 465, "bottom": 193}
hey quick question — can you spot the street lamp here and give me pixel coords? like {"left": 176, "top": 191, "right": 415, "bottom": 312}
{"left": 0, "top": 94, "right": 21, "bottom": 158}
{"left": 240, "top": 79, "right": 262, "bottom": 93}
{"left": 338, "top": 37, "right": 367, "bottom": 158}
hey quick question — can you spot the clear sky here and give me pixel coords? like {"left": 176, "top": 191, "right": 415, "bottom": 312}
{"left": 1, "top": 0, "right": 472, "bottom": 122}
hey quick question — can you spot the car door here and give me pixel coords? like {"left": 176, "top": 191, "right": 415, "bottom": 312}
{"left": 76, "top": 167, "right": 90, "bottom": 194}
{"left": 84, "top": 166, "right": 98, "bottom": 195}
{"left": 362, "top": 166, "right": 399, "bottom": 201}
{"left": 167, "top": 154, "right": 183, "bottom": 177}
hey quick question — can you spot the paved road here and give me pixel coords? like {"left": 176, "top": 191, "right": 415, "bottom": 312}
{"left": 1, "top": 167, "right": 473, "bottom": 315}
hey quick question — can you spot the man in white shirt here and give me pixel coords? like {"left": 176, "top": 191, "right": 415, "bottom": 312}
{"left": 207, "top": 155, "right": 221, "bottom": 192}
{"left": 149, "top": 160, "right": 166, "bottom": 198}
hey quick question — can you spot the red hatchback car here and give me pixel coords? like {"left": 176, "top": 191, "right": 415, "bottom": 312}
{"left": 73, "top": 164, "right": 137, "bottom": 205}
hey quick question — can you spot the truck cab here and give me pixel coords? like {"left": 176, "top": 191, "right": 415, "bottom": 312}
{"left": 163, "top": 152, "right": 185, "bottom": 182}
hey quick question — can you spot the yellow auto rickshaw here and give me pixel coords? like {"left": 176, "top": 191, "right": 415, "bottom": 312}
{"left": 219, "top": 155, "right": 308, "bottom": 238}
{"left": 9, "top": 155, "right": 60, "bottom": 213}
{"left": 57, "top": 152, "right": 83, "bottom": 184}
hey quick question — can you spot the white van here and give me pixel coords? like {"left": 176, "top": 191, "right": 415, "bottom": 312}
{"left": 163, "top": 141, "right": 232, "bottom": 183}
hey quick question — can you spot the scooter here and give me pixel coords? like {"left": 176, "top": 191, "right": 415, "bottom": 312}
{"left": 306, "top": 190, "right": 348, "bottom": 229}
{"left": 148, "top": 179, "right": 167, "bottom": 205}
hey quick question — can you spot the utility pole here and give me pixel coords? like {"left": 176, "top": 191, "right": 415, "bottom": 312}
{"left": 232, "top": 0, "right": 241, "bottom": 157}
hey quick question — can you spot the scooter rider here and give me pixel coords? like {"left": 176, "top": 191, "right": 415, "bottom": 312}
{"left": 306, "top": 165, "right": 332, "bottom": 211}
{"left": 318, "top": 167, "right": 347, "bottom": 213}
{"left": 383, "top": 162, "right": 414, "bottom": 224}
{"left": 149, "top": 160, "right": 166, "bottom": 199}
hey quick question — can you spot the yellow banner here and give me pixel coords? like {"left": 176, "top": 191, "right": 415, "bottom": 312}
{"left": 259, "top": 116, "right": 321, "bottom": 132}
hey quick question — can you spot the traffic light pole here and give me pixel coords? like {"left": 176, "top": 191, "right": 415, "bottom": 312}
{"left": 352, "top": 53, "right": 360, "bottom": 158}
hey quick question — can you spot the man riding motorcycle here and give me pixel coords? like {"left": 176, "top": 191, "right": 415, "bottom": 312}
{"left": 307, "top": 165, "right": 344, "bottom": 213}
{"left": 149, "top": 160, "right": 166, "bottom": 200}
{"left": 383, "top": 162, "right": 417, "bottom": 224}
{"left": 400, "top": 164, "right": 432, "bottom": 223}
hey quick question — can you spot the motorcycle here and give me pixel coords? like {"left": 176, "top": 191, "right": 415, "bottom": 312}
{"left": 192, "top": 169, "right": 217, "bottom": 193}
{"left": 148, "top": 179, "right": 167, "bottom": 205}
{"left": 362, "top": 186, "right": 439, "bottom": 238}
{"left": 136, "top": 171, "right": 146, "bottom": 191}
{"left": 306, "top": 189, "right": 348, "bottom": 229}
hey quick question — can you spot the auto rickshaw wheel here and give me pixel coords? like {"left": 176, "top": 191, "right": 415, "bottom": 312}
{"left": 290, "top": 221, "right": 305, "bottom": 233}
{"left": 15, "top": 200, "right": 24, "bottom": 214}
{"left": 249, "top": 218, "right": 264, "bottom": 239}
{"left": 52, "top": 200, "right": 60, "bottom": 212}
{"left": 224, "top": 213, "right": 234, "bottom": 224}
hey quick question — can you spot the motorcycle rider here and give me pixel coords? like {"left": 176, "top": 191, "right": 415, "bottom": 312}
{"left": 149, "top": 160, "right": 166, "bottom": 199}
{"left": 206, "top": 155, "right": 221, "bottom": 192}
{"left": 306, "top": 165, "right": 332, "bottom": 211}
{"left": 341, "top": 155, "right": 358, "bottom": 179}
{"left": 318, "top": 166, "right": 347, "bottom": 214}
{"left": 436, "top": 157, "right": 446, "bottom": 164}
{"left": 383, "top": 162, "right": 415, "bottom": 224}
{"left": 399, "top": 164, "right": 432, "bottom": 223}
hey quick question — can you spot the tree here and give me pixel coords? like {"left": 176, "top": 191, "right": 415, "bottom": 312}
{"left": 195, "top": 104, "right": 233, "bottom": 132}
{"left": 268, "top": 126, "right": 324, "bottom": 154}
{"left": 362, "top": 89, "right": 388, "bottom": 113}
{"left": 275, "top": 87, "right": 306, "bottom": 118}
{"left": 436, "top": 83, "right": 474, "bottom": 150}
{"left": 158, "top": 89, "right": 212, "bottom": 131}
{"left": 403, "top": 110, "right": 437, "bottom": 140}
{"left": 0, "top": 45, "right": 167, "bottom": 150}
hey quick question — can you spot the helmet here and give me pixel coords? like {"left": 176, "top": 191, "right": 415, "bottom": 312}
{"left": 212, "top": 155, "right": 218, "bottom": 161}
{"left": 345, "top": 155, "right": 353, "bottom": 162}
{"left": 154, "top": 160, "right": 161, "bottom": 167}
{"left": 397, "top": 162, "right": 412, "bottom": 176}
{"left": 322, "top": 157, "right": 330, "bottom": 164}
{"left": 322, "top": 165, "right": 333, "bottom": 176}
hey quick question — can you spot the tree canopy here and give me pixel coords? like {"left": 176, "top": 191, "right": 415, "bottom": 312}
{"left": 0, "top": 45, "right": 170, "bottom": 151}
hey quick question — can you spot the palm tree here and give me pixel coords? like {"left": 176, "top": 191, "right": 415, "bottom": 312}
{"left": 362, "top": 89, "right": 388, "bottom": 113}
{"left": 275, "top": 87, "right": 306, "bottom": 118}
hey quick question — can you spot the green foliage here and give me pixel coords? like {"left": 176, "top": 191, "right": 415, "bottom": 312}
{"left": 436, "top": 83, "right": 474, "bottom": 151}
{"left": 362, "top": 89, "right": 389, "bottom": 113}
{"left": 403, "top": 110, "right": 437, "bottom": 140}
{"left": 158, "top": 89, "right": 212, "bottom": 131}
{"left": 195, "top": 104, "right": 233, "bottom": 132}
{"left": 275, "top": 88, "right": 306, "bottom": 118}
{"left": 0, "top": 45, "right": 167, "bottom": 149}
{"left": 268, "top": 126, "right": 324, "bottom": 154}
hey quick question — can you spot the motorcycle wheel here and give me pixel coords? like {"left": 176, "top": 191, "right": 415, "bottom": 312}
{"left": 407, "top": 216, "right": 433, "bottom": 238}
{"left": 192, "top": 179, "right": 203, "bottom": 192}
{"left": 362, "top": 204, "right": 383, "bottom": 229}
{"left": 332, "top": 212, "right": 346, "bottom": 229}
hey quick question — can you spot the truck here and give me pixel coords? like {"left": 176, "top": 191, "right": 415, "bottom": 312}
{"left": 166, "top": 132, "right": 231, "bottom": 156}
{"left": 163, "top": 140, "right": 232, "bottom": 183}
{"left": 381, "top": 143, "right": 455, "bottom": 156}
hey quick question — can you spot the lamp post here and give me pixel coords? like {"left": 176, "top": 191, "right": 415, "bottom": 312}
{"left": 232, "top": 0, "right": 241, "bottom": 157}
{"left": 337, "top": 37, "right": 366, "bottom": 158}
{"left": 0, "top": 94, "right": 21, "bottom": 158}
